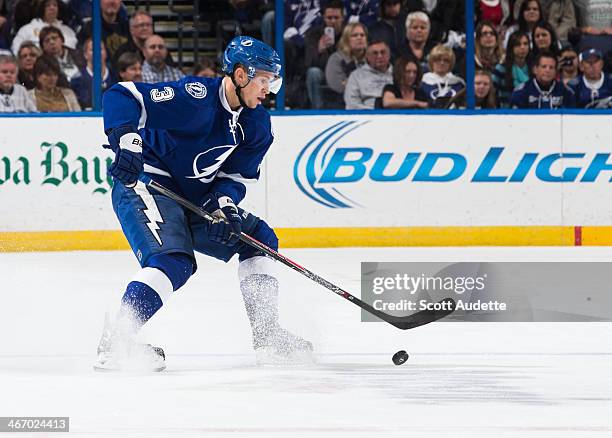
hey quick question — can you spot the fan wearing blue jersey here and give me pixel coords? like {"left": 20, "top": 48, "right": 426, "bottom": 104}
{"left": 568, "top": 48, "right": 612, "bottom": 109}
{"left": 95, "top": 36, "right": 313, "bottom": 371}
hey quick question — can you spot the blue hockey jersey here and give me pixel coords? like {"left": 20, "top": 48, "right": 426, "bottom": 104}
{"left": 102, "top": 76, "right": 274, "bottom": 206}
{"left": 568, "top": 74, "right": 612, "bottom": 108}
{"left": 510, "top": 78, "right": 576, "bottom": 109}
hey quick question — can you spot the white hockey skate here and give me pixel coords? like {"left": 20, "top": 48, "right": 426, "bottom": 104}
{"left": 254, "top": 324, "right": 315, "bottom": 366}
{"left": 240, "top": 271, "right": 315, "bottom": 366}
{"left": 93, "top": 313, "right": 166, "bottom": 372}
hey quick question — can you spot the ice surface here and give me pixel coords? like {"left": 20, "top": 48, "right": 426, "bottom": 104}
{"left": 0, "top": 247, "right": 611, "bottom": 437}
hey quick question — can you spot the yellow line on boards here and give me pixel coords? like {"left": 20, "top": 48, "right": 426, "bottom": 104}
{"left": 0, "top": 231, "right": 129, "bottom": 252}
{"left": 1, "top": 226, "right": 606, "bottom": 252}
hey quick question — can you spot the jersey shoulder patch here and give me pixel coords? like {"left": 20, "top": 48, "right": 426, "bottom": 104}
{"left": 185, "top": 81, "right": 207, "bottom": 99}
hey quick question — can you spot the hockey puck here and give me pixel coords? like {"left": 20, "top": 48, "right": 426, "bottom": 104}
{"left": 392, "top": 350, "right": 409, "bottom": 365}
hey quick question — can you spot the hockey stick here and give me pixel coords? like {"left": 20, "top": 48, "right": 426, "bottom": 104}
{"left": 140, "top": 176, "right": 455, "bottom": 330}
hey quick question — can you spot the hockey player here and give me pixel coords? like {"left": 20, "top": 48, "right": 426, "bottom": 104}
{"left": 95, "top": 36, "right": 313, "bottom": 371}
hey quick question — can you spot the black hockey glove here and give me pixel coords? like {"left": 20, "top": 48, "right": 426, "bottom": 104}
{"left": 201, "top": 193, "right": 242, "bottom": 245}
{"left": 103, "top": 126, "right": 144, "bottom": 188}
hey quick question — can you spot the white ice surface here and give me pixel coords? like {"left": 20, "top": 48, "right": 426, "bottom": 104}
{"left": 1, "top": 246, "right": 611, "bottom": 437}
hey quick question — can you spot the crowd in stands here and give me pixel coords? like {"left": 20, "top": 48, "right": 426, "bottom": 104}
{"left": 1, "top": 0, "right": 612, "bottom": 113}
{"left": 281, "top": 0, "right": 612, "bottom": 109}
{"left": 0, "top": 0, "right": 222, "bottom": 113}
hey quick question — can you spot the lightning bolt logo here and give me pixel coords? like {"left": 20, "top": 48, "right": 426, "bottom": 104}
{"left": 187, "top": 145, "right": 236, "bottom": 183}
{"left": 134, "top": 181, "right": 164, "bottom": 245}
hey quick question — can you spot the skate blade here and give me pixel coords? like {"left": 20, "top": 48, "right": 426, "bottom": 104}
{"left": 255, "top": 347, "right": 316, "bottom": 367}
{"left": 93, "top": 363, "right": 166, "bottom": 373}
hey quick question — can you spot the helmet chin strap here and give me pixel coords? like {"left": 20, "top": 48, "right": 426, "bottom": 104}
{"left": 231, "top": 69, "right": 250, "bottom": 108}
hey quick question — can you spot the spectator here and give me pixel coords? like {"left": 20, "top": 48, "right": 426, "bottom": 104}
{"left": 116, "top": 52, "right": 142, "bottom": 82}
{"left": 304, "top": 0, "right": 344, "bottom": 108}
{"left": 423, "top": 0, "right": 465, "bottom": 44}
{"left": 343, "top": 0, "right": 379, "bottom": 27}
{"left": 78, "top": 0, "right": 129, "bottom": 60}
{"left": 141, "top": 34, "right": 184, "bottom": 83}
{"left": 476, "top": 0, "right": 511, "bottom": 30}
{"left": 0, "top": 0, "right": 11, "bottom": 50}
{"left": 493, "top": 31, "right": 530, "bottom": 106}
{"left": 368, "top": 0, "right": 404, "bottom": 59}
{"left": 326, "top": 22, "right": 368, "bottom": 107}
{"left": 344, "top": 40, "right": 393, "bottom": 109}
{"left": 513, "top": 0, "right": 576, "bottom": 43}
{"left": 531, "top": 21, "right": 561, "bottom": 59}
{"left": 11, "top": 0, "right": 77, "bottom": 54}
{"left": 558, "top": 45, "right": 579, "bottom": 85}
{"left": 568, "top": 48, "right": 612, "bottom": 108}
{"left": 574, "top": 0, "right": 612, "bottom": 53}
{"left": 228, "top": 0, "right": 269, "bottom": 29}
{"left": 261, "top": 5, "right": 275, "bottom": 47}
{"left": 381, "top": 55, "right": 428, "bottom": 108}
{"left": 0, "top": 54, "right": 37, "bottom": 112}
{"left": 11, "top": 0, "right": 38, "bottom": 33}
{"left": 475, "top": 20, "right": 504, "bottom": 73}
{"left": 112, "top": 10, "right": 174, "bottom": 71}
{"left": 474, "top": 69, "right": 497, "bottom": 108}
{"left": 420, "top": 44, "right": 465, "bottom": 108}
{"left": 283, "top": 0, "right": 322, "bottom": 107}
{"left": 545, "top": 0, "right": 577, "bottom": 42}
{"left": 283, "top": 0, "right": 321, "bottom": 48}
{"left": 192, "top": 57, "right": 218, "bottom": 78}
{"left": 70, "top": 37, "right": 115, "bottom": 109}
{"left": 16, "top": 41, "right": 41, "bottom": 89}
{"left": 510, "top": 51, "right": 575, "bottom": 108}
{"left": 39, "top": 26, "right": 81, "bottom": 82}
{"left": 29, "top": 54, "right": 81, "bottom": 112}
{"left": 66, "top": 0, "right": 97, "bottom": 32}
{"left": 504, "top": 0, "right": 543, "bottom": 49}
{"left": 399, "top": 11, "right": 434, "bottom": 71}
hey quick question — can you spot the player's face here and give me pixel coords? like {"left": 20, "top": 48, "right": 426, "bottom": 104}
{"left": 0, "top": 62, "right": 18, "bottom": 92}
{"left": 242, "top": 70, "right": 278, "bottom": 108}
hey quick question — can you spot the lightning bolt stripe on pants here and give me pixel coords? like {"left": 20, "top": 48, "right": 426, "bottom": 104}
{"left": 133, "top": 180, "right": 165, "bottom": 246}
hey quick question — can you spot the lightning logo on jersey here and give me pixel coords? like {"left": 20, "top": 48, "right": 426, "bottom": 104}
{"left": 187, "top": 145, "right": 237, "bottom": 184}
